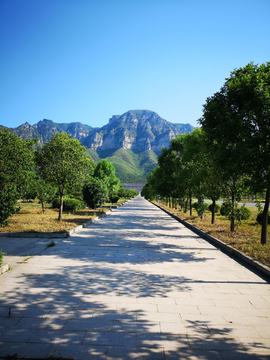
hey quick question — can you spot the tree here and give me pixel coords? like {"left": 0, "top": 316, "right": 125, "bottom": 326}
{"left": 35, "top": 133, "right": 93, "bottom": 221}
{"left": 83, "top": 177, "right": 107, "bottom": 209}
{"left": 19, "top": 171, "right": 39, "bottom": 202}
{"left": 35, "top": 177, "right": 57, "bottom": 214}
{"left": 0, "top": 129, "right": 36, "bottom": 226}
{"left": 142, "top": 167, "right": 163, "bottom": 201}
{"left": 199, "top": 62, "right": 270, "bottom": 242}
{"left": 174, "top": 129, "right": 209, "bottom": 218}
{"left": 94, "top": 160, "right": 120, "bottom": 202}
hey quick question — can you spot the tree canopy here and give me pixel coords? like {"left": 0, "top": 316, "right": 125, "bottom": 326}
{"left": 35, "top": 132, "right": 94, "bottom": 221}
{"left": 199, "top": 62, "right": 270, "bottom": 243}
{"left": 94, "top": 159, "right": 120, "bottom": 202}
{"left": 0, "top": 129, "right": 37, "bottom": 225}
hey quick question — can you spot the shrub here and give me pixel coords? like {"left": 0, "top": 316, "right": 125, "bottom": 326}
{"left": 256, "top": 211, "right": 270, "bottom": 225}
{"left": 83, "top": 178, "right": 108, "bottom": 209}
{"left": 220, "top": 202, "right": 232, "bottom": 216}
{"left": 193, "top": 201, "right": 208, "bottom": 216}
{"left": 208, "top": 203, "right": 221, "bottom": 213}
{"left": 236, "top": 206, "right": 251, "bottom": 221}
{"left": 63, "top": 199, "right": 86, "bottom": 211}
{"left": 193, "top": 202, "right": 199, "bottom": 210}
{"left": 221, "top": 202, "right": 251, "bottom": 223}
{"left": 51, "top": 197, "right": 86, "bottom": 211}
{"left": 52, "top": 197, "right": 66, "bottom": 209}
{"left": 110, "top": 195, "right": 120, "bottom": 204}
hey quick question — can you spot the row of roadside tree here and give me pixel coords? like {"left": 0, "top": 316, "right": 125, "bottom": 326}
{"left": 142, "top": 62, "right": 270, "bottom": 245}
{"left": 0, "top": 130, "right": 138, "bottom": 226}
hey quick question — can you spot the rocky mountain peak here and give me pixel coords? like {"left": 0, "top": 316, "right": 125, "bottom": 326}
{"left": 5, "top": 110, "right": 195, "bottom": 154}
{"left": 83, "top": 110, "right": 195, "bottom": 154}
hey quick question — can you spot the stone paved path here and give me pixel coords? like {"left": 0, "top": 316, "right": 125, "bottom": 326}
{"left": 0, "top": 196, "right": 270, "bottom": 359}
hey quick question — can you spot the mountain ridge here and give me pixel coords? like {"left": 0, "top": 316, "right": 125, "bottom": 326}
{"left": 1, "top": 110, "right": 195, "bottom": 182}
{"left": 82, "top": 110, "right": 194, "bottom": 153}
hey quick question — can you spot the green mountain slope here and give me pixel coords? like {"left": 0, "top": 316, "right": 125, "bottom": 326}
{"left": 86, "top": 148, "right": 158, "bottom": 182}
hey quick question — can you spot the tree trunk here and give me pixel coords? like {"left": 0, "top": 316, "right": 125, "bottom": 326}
{"left": 230, "top": 192, "right": 235, "bottom": 232}
{"left": 211, "top": 199, "right": 216, "bottom": 224}
{"left": 58, "top": 193, "right": 63, "bottom": 221}
{"left": 261, "top": 188, "right": 270, "bottom": 245}
{"left": 189, "top": 196, "right": 192, "bottom": 216}
{"left": 184, "top": 198, "right": 188, "bottom": 213}
{"left": 41, "top": 199, "right": 45, "bottom": 214}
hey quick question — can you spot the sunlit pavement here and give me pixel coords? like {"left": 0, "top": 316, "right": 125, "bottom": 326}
{"left": 0, "top": 196, "right": 270, "bottom": 360}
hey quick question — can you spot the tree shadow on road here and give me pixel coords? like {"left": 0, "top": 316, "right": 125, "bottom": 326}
{"left": 0, "top": 197, "right": 269, "bottom": 359}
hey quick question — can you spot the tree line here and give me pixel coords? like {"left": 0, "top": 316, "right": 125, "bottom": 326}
{"left": 0, "top": 131, "right": 138, "bottom": 226}
{"left": 142, "top": 62, "right": 270, "bottom": 244}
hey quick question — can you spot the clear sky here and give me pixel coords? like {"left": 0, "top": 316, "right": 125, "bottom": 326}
{"left": 1, "top": 0, "right": 269, "bottom": 129}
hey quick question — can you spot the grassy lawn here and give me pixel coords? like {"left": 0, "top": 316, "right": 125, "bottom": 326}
{"left": 0, "top": 199, "right": 128, "bottom": 234}
{"left": 154, "top": 201, "right": 270, "bottom": 269}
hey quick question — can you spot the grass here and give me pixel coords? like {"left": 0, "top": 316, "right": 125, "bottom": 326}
{"left": 154, "top": 201, "right": 270, "bottom": 269}
{"left": 0, "top": 199, "right": 127, "bottom": 234}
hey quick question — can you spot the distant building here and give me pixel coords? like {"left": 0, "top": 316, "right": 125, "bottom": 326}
{"left": 122, "top": 183, "right": 145, "bottom": 193}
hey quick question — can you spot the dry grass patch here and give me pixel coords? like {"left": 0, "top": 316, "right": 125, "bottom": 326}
{"left": 154, "top": 201, "right": 270, "bottom": 269}
{"left": 0, "top": 199, "right": 126, "bottom": 234}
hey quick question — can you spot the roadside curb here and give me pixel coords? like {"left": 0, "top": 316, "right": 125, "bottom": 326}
{"left": 0, "top": 263, "right": 9, "bottom": 274}
{"left": 151, "top": 201, "right": 270, "bottom": 280}
{"left": 66, "top": 201, "right": 130, "bottom": 236}
{"left": 0, "top": 200, "right": 129, "bottom": 239}
{"left": 0, "top": 232, "right": 65, "bottom": 238}
{"left": 0, "top": 200, "right": 133, "bottom": 275}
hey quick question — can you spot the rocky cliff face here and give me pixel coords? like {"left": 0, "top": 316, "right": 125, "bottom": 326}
{"left": 5, "top": 110, "right": 195, "bottom": 154}
{"left": 83, "top": 110, "right": 194, "bottom": 154}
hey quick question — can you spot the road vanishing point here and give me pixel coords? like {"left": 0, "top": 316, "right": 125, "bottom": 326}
{"left": 0, "top": 196, "right": 269, "bottom": 359}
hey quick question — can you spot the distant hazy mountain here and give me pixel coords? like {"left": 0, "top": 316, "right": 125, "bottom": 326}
{"left": 5, "top": 119, "right": 95, "bottom": 144}
{"left": 2, "top": 110, "right": 195, "bottom": 182}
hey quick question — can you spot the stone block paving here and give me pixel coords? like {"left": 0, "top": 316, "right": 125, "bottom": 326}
{"left": 0, "top": 196, "right": 270, "bottom": 359}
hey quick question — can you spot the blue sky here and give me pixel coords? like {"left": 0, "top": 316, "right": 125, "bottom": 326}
{"left": 1, "top": 0, "right": 269, "bottom": 129}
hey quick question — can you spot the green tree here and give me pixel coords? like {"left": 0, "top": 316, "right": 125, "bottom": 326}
{"left": 83, "top": 177, "right": 107, "bottom": 209}
{"left": 176, "top": 129, "right": 209, "bottom": 218}
{"left": 142, "top": 167, "right": 162, "bottom": 201}
{"left": 94, "top": 159, "right": 120, "bottom": 202}
{"left": 35, "top": 133, "right": 92, "bottom": 221}
{"left": 35, "top": 176, "right": 57, "bottom": 214}
{"left": 19, "top": 171, "right": 39, "bottom": 202}
{"left": 199, "top": 62, "right": 270, "bottom": 242}
{"left": 0, "top": 129, "right": 36, "bottom": 226}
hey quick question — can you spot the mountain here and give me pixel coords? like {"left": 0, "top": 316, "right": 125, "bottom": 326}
{"left": 86, "top": 148, "right": 158, "bottom": 183}
{"left": 3, "top": 110, "right": 195, "bottom": 182}
{"left": 82, "top": 110, "right": 194, "bottom": 154}
{"left": 6, "top": 119, "right": 95, "bottom": 144}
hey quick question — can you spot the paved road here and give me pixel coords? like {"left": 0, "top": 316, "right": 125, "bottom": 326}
{"left": 0, "top": 196, "right": 269, "bottom": 359}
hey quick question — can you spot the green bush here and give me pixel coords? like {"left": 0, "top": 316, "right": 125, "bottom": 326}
{"left": 208, "top": 203, "right": 221, "bottom": 213}
{"left": 52, "top": 197, "right": 65, "bottom": 209}
{"left": 51, "top": 197, "right": 86, "bottom": 211}
{"left": 193, "top": 201, "right": 208, "bottom": 216}
{"left": 221, "top": 202, "right": 251, "bottom": 223}
{"left": 256, "top": 211, "right": 270, "bottom": 225}
{"left": 236, "top": 206, "right": 251, "bottom": 221}
{"left": 220, "top": 202, "right": 232, "bottom": 216}
{"left": 83, "top": 178, "right": 108, "bottom": 209}
{"left": 110, "top": 195, "right": 120, "bottom": 204}
{"left": 63, "top": 199, "right": 86, "bottom": 211}
{"left": 193, "top": 202, "right": 199, "bottom": 210}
